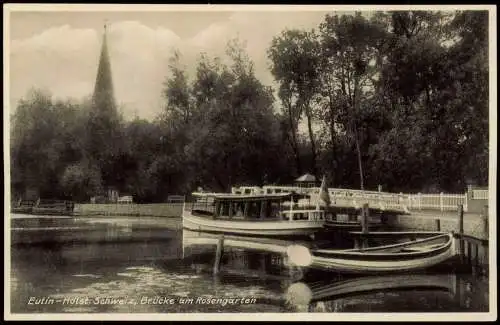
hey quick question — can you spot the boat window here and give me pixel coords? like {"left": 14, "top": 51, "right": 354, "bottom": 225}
{"left": 234, "top": 202, "right": 244, "bottom": 218}
{"left": 275, "top": 189, "right": 282, "bottom": 193}
{"left": 270, "top": 202, "right": 280, "bottom": 218}
{"left": 219, "top": 201, "right": 228, "bottom": 217}
{"left": 244, "top": 189, "right": 252, "bottom": 194}
{"left": 246, "top": 201, "right": 259, "bottom": 218}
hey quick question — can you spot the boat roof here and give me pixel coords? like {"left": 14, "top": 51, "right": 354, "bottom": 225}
{"left": 192, "top": 192, "right": 294, "bottom": 202}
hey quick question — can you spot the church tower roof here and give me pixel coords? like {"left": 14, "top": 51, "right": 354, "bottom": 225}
{"left": 92, "top": 22, "right": 116, "bottom": 111}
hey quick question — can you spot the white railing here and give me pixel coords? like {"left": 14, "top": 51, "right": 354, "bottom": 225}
{"left": 230, "top": 185, "right": 479, "bottom": 213}
{"left": 472, "top": 189, "right": 489, "bottom": 200}
{"left": 406, "top": 193, "right": 468, "bottom": 211}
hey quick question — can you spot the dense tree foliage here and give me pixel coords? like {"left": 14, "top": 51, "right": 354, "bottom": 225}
{"left": 10, "top": 11, "right": 490, "bottom": 202}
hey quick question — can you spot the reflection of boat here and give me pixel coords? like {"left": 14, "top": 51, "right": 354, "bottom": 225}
{"left": 287, "top": 232, "right": 455, "bottom": 274}
{"left": 182, "top": 230, "right": 308, "bottom": 281}
{"left": 183, "top": 192, "right": 326, "bottom": 236}
{"left": 285, "top": 274, "right": 456, "bottom": 311}
{"left": 182, "top": 229, "right": 313, "bottom": 254}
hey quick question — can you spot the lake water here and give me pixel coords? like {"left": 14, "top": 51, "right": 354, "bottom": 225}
{"left": 9, "top": 215, "right": 489, "bottom": 314}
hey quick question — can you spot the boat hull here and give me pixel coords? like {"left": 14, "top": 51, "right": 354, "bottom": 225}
{"left": 183, "top": 211, "right": 324, "bottom": 237}
{"left": 323, "top": 221, "right": 383, "bottom": 231}
{"left": 288, "top": 233, "right": 455, "bottom": 274}
{"left": 309, "top": 248, "right": 454, "bottom": 274}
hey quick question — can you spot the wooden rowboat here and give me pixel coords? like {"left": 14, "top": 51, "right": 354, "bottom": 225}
{"left": 287, "top": 232, "right": 455, "bottom": 274}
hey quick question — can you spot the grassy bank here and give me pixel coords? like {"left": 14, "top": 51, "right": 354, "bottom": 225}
{"left": 74, "top": 203, "right": 184, "bottom": 218}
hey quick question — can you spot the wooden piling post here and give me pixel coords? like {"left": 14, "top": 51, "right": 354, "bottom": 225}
{"left": 362, "top": 204, "right": 369, "bottom": 234}
{"left": 458, "top": 204, "right": 465, "bottom": 261}
{"left": 474, "top": 243, "right": 479, "bottom": 266}
{"left": 213, "top": 236, "right": 224, "bottom": 275}
{"left": 435, "top": 219, "right": 441, "bottom": 232}
{"left": 466, "top": 240, "right": 472, "bottom": 265}
{"left": 458, "top": 204, "right": 464, "bottom": 234}
{"left": 360, "top": 204, "right": 370, "bottom": 249}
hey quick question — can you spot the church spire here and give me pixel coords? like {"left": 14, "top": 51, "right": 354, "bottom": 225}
{"left": 87, "top": 21, "right": 121, "bottom": 179}
{"left": 92, "top": 21, "right": 116, "bottom": 111}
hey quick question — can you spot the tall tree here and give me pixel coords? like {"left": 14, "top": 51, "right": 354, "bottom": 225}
{"left": 268, "top": 29, "right": 322, "bottom": 179}
{"left": 318, "top": 12, "right": 388, "bottom": 190}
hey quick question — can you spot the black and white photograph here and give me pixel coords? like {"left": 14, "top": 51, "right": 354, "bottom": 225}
{"left": 4, "top": 4, "right": 496, "bottom": 321}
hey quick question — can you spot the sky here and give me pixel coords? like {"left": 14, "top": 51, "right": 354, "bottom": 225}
{"left": 8, "top": 7, "right": 338, "bottom": 120}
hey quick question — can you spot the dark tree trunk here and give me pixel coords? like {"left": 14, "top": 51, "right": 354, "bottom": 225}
{"left": 304, "top": 101, "right": 318, "bottom": 180}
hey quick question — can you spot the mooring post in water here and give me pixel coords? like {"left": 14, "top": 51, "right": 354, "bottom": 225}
{"left": 435, "top": 219, "right": 441, "bottom": 232}
{"left": 362, "top": 204, "right": 369, "bottom": 234}
{"left": 466, "top": 240, "right": 472, "bottom": 265}
{"left": 474, "top": 242, "right": 479, "bottom": 267}
{"left": 360, "top": 203, "right": 369, "bottom": 249}
{"left": 213, "top": 236, "right": 224, "bottom": 276}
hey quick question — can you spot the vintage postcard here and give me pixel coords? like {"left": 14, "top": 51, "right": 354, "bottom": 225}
{"left": 3, "top": 3, "right": 497, "bottom": 321}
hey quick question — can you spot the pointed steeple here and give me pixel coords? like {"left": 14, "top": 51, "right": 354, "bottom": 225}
{"left": 87, "top": 21, "right": 121, "bottom": 170}
{"left": 92, "top": 21, "right": 116, "bottom": 112}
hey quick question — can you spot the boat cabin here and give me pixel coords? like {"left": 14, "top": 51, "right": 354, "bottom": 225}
{"left": 191, "top": 192, "right": 325, "bottom": 222}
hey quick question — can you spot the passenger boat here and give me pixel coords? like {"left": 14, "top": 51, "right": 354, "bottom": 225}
{"left": 285, "top": 273, "right": 456, "bottom": 311}
{"left": 286, "top": 231, "right": 455, "bottom": 274}
{"left": 182, "top": 192, "right": 327, "bottom": 237}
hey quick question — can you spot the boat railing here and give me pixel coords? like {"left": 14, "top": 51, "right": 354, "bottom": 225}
{"left": 280, "top": 209, "right": 325, "bottom": 222}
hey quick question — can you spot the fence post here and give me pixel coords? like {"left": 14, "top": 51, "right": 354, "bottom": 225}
{"left": 463, "top": 192, "right": 468, "bottom": 212}
{"left": 440, "top": 192, "right": 444, "bottom": 211}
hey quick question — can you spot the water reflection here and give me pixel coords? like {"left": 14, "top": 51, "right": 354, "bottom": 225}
{"left": 284, "top": 273, "right": 489, "bottom": 312}
{"left": 182, "top": 229, "right": 308, "bottom": 283}
{"left": 9, "top": 215, "right": 489, "bottom": 313}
